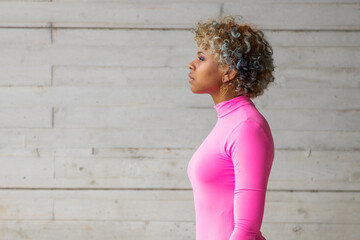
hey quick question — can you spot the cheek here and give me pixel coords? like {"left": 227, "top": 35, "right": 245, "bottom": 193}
{"left": 192, "top": 65, "right": 222, "bottom": 93}
{"left": 204, "top": 68, "right": 222, "bottom": 87}
{"left": 197, "top": 63, "right": 220, "bottom": 81}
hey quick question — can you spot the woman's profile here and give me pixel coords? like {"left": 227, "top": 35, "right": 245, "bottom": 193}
{"left": 187, "top": 15, "right": 275, "bottom": 240}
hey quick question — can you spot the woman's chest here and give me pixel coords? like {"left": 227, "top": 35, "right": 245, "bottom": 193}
{"left": 187, "top": 126, "right": 235, "bottom": 186}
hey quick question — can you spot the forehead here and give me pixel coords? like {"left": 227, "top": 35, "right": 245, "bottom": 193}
{"left": 198, "top": 45, "right": 207, "bottom": 53}
{"left": 197, "top": 46, "right": 212, "bottom": 56}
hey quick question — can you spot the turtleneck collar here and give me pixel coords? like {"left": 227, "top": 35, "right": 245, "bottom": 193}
{"left": 214, "top": 95, "right": 253, "bottom": 118}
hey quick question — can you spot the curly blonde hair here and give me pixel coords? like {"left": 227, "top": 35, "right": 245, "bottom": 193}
{"left": 191, "top": 15, "right": 275, "bottom": 98}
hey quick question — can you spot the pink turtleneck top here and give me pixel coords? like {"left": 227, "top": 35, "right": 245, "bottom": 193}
{"left": 187, "top": 95, "right": 274, "bottom": 240}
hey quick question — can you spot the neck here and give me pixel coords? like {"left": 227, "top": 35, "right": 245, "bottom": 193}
{"left": 210, "top": 90, "right": 241, "bottom": 105}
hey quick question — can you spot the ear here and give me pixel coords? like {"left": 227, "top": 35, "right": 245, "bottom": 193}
{"left": 221, "top": 65, "right": 237, "bottom": 83}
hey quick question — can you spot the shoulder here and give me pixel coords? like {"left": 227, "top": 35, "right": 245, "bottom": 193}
{"left": 224, "top": 119, "right": 272, "bottom": 157}
{"left": 230, "top": 119, "right": 268, "bottom": 140}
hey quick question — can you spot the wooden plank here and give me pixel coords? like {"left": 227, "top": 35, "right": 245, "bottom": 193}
{"left": 0, "top": 150, "right": 359, "bottom": 191}
{"left": 2, "top": 190, "right": 358, "bottom": 223}
{"left": 1, "top": 44, "right": 359, "bottom": 68}
{"left": 0, "top": 220, "right": 195, "bottom": 240}
{"left": 266, "top": 31, "right": 360, "bottom": 48}
{"left": 54, "top": 29, "right": 360, "bottom": 48}
{"left": 272, "top": 47, "right": 360, "bottom": 68}
{"left": 53, "top": 157, "right": 191, "bottom": 189}
{"left": 264, "top": 191, "right": 360, "bottom": 223}
{"left": 53, "top": 106, "right": 217, "bottom": 130}
{"left": 0, "top": 2, "right": 359, "bottom": 30}
{"left": 271, "top": 130, "right": 360, "bottom": 151}
{"left": 53, "top": 66, "right": 190, "bottom": 87}
{"left": 0, "top": 45, "right": 186, "bottom": 67}
{"left": 0, "top": 28, "right": 50, "bottom": 45}
{"left": 0, "top": 191, "right": 52, "bottom": 220}
{"left": 0, "top": 28, "right": 51, "bottom": 86}
{"left": 53, "top": 65, "right": 360, "bottom": 90}
{"left": 253, "top": 88, "right": 360, "bottom": 110}
{"left": 3, "top": 44, "right": 360, "bottom": 68}
{"left": 0, "top": 86, "right": 359, "bottom": 110}
{"left": 0, "top": 131, "right": 24, "bottom": 148}
{"left": 0, "top": 127, "right": 359, "bottom": 150}
{"left": 0, "top": 85, "right": 212, "bottom": 108}
{"left": 0, "top": 156, "right": 54, "bottom": 188}
{"left": 0, "top": 107, "right": 52, "bottom": 128}
{"left": 54, "top": 190, "right": 194, "bottom": 221}
{"left": 0, "top": 147, "right": 93, "bottom": 158}
{"left": 52, "top": 0, "right": 360, "bottom": 3}
{"left": 0, "top": 2, "right": 220, "bottom": 28}
{"left": 53, "top": 106, "right": 360, "bottom": 131}
{"left": 1, "top": 220, "right": 360, "bottom": 240}
{"left": 0, "top": 65, "right": 51, "bottom": 86}
{"left": 268, "top": 150, "right": 360, "bottom": 190}
{"left": 0, "top": 0, "right": 51, "bottom": 2}
{"left": 273, "top": 67, "right": 360, "bottom": 89}
{"left": 53, "top": 28, "right": 194, "bottom": 47}
{"left": 262, "top": 109, "right": 360, "bottom": 131}
{"left": 54, "top": 150, "right": 360, "bottom": 190}
{"left": 261, "top": 223, "right": 360, "bottom": 240}
{"left": 223, "top": 2, "right": 360, "bottom": 30}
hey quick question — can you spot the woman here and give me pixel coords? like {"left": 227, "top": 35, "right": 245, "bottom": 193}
{"left": 187, "top": 15, "right": 275, "bottom": 240}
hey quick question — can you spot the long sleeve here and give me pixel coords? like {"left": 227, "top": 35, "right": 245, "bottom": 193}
{"left": 226, "top": 120, "right": 272, "bottom": 240}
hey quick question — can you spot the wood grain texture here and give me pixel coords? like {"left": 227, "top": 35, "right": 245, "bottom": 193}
{"left": 0, "top": 128, "right": 359, "bottom": 150}
{"left": 0, "top": 2, "right": 358, "bottom": 29}
{"left": 1, "top": 44, "right": 359, "bottom": 68}
{"left": 0, "top": 220, "right": 359, "bottom": 240}
{"left": 0, "top": 86, "right": 359, "bottom": 110}
{"left": 0, "top": 1, "right": 359, "bottom": 239}
{"left": 51, "top": 106, "right": 360, "bottom": 131}
{"left": 0, "top": 150, "right": 359, "bottom": 191}
{"left": 1, "top": 190, "right": 359, "bottom": 222}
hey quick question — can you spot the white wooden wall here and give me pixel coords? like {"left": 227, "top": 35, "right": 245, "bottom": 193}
{"left": 0, "top": 0, "right": 359, "bottom": 239}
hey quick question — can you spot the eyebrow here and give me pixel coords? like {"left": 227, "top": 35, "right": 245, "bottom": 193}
{"left": 197, "top": 51, "right": 205, "bottom": 55}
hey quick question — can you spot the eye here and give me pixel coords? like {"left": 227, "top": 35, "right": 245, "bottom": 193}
{"left": 198, "top": 56, "right": 204, "bottom": 61}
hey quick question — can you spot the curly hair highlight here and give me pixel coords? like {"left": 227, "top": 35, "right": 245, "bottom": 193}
{"left": 191, "top": 15, "right": 276, "bottom": 98}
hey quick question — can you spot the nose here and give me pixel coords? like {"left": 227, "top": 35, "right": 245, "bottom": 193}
{"left": 188, "top": 61, "right": 195, "bottom": 70}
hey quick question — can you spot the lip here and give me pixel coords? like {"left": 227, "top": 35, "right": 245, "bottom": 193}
{"left": 188, "top": 73, "right": 195, "bottom": 82}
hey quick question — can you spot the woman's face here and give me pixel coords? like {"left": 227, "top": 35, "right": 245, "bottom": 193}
{"left": 188, "top": 46, "right": 224, "bottom": 94}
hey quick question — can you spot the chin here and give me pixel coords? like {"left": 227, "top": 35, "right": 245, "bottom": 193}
{"left": 190, "top": 88, "right": 207, "bottom": 94}
{"left": 189, "top": 82, "right": 210, "bottom": 94}
{"left": 190, "top": 85, "right": 201, "bottom": 94}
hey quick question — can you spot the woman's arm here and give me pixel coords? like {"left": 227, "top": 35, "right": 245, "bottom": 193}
{"left": 226, "top": 120, "right": 272, "bottom": 240}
